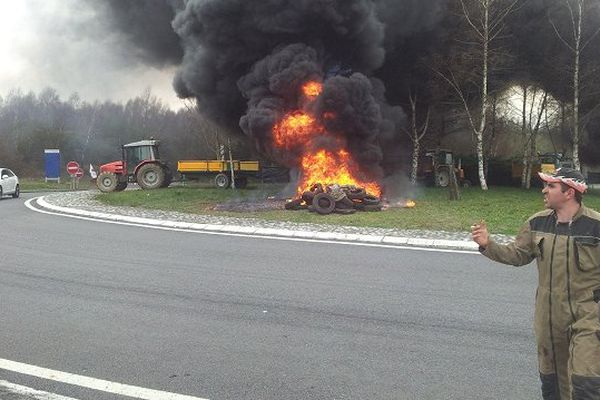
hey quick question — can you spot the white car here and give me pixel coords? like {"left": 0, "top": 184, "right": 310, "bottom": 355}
{"left": 0, "top": 168, "right": 20, "bottom": 199}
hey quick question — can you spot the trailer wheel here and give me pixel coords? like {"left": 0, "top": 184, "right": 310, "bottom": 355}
{"left": 312, "top": 193, "right": 336, "bottom": 215}
{"left": 97, "top": 172, "right": 119, "bottom": 192}
{"left": 137, "top": 163, "right": 165, "bottom": 190}
{"left": 215, "top": 173, "right": 230, "bottom": 188}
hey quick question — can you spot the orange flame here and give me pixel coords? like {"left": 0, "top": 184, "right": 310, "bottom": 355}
{"left": 272, "top": 111, "right": 324, "bottom": 150}
{"left": 405, "top": 200, "right": 416, "bottom": 208}
{"left": 302, "top": 81, "right": 322, "bottom": 98}
{"left": 300, "top": 149, "right": 381, "bottom": 196}
{"left": 273, "top": 80, "right": 381, "bottom": 198}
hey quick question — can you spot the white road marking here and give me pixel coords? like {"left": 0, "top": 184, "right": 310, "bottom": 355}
{"left": 0, "top": 359, "right": 209, "bottom": 400}
{"left": 25, "top": 197, "right": 479, "bottom": 255}
{"left": 0, "top": 380, "right": 79, "bottom": 400}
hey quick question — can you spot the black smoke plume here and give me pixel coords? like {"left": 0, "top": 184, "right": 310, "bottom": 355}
{"left": 96, "top": 0, "right": 600, "bottom": 178}
{"left": 93, "top": 0, "right": 184, "bottom": 67}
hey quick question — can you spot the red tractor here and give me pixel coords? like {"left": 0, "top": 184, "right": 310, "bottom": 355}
{"left": 96, "top": 139, "right": 172, "bottom": 192}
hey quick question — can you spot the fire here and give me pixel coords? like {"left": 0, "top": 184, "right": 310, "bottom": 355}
{"left": 300, "top": 149, "right": 381, "bottom": 197}
{"left": 302, "top": 81, "right": 322, "bottom": 98}
{"left": 273, "top": 80, "right": 381, "bottom": 199}
{"left": 272, "top": 111, "right": 324, "bottom": 150}
{"left": 405, "top": 200, "right": 416, "bottom": 208}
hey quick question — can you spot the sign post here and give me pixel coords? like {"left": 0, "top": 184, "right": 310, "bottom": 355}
{"left": 66, "top": 161, "right": 80, "bottom": 190}
{"left": 75, "top": 167, "right": 84, "bottom": 190}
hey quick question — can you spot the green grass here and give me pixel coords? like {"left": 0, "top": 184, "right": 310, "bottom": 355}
{"left": 19, "top": 177, "right": 94, "bottom": 192}
{"left": 95, "top": 184, "right": 600, "bottom": 235}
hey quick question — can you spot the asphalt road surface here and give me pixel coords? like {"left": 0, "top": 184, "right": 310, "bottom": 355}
{"left": 1, "top": 194, "right": 540, "bottom": 399}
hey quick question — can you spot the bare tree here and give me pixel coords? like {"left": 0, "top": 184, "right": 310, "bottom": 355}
{"left": 434, "top": 0, "right": 520, "bottom": 190}
{"left": 402, "top": 91, "right": 431, "bottom": 185}
{"left": 182, "top": 99, "right": 228, "bottom": 159}
{"left": 549, "top": 0, "right": 600, "bottom": 170}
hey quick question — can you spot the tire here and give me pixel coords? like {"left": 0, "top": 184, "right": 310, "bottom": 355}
{"left": 362, "top": 195, "right": 380, "bottom": 205}
{"left": 0, "top": 186, "right": 3, "bottom": 199}
{"left": 97, "top": 172, "right": 119, "bottom": 192}
{"left": 301, "top": 191, "right": 316, "bottom": 205}
{"left": 312, "top": 192, "right": 336, "bottom": 215}
{"left": 137, "top": 163, "right": 165, "bottom": 190}
{"left": 115, "top": 182, "right": 128, "bottom": 191}
{"left": 214, "top": 173, "right": 230, "bottom": 189}
{"left": 363, "top": 204, "right": 383, "bottom": 212}
{"left": 12, "top": 184, "right": 19, "bottom": 198}
{"left": 437, "top": 168, "right": 450, "bottom": 187}
{"left": 334, "top": 208, "right": 356, "bottom": 215}
{"left": 235, "top": 177, "right": 248, "bottom": 189}
{"left": 336, "top": 196, "right": 355, "bottom": 208}
{"left": 347, "top": 187, "right": 367, "bottom": 200}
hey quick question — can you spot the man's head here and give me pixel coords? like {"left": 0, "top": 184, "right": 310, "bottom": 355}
{"left": 538, "top": 168, "right": 587, "bottom": 209}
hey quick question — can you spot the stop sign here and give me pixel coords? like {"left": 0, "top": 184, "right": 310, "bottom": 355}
{"left": 75, "top": 167, "right": 84, "bottom": 178}
{"left": 66, "top": 161, "right": 80, "bottom": 175}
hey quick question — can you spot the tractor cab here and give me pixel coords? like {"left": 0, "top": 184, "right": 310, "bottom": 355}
{"left": 123, "top": 140, "right": 160, "bottom": 175}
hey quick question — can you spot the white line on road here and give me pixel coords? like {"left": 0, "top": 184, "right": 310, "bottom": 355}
{"left": 0, "top": 359, "right": 210, "bottom": 400}
{"left": 25, "top": 197, "right": 479, "bottom": 255}
{"left": 0, "top": 380, "right": 79, "bottom": 400}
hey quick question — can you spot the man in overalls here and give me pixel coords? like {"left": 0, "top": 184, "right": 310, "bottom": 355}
{"left": 472, "top": 168, "right": 600, "bottom": 399}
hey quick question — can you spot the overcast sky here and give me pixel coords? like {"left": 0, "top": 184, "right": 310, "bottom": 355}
{"left": 0, "top": 0, "right": 184, "bottom": 108}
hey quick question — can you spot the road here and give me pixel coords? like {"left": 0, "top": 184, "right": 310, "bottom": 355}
{"left": 1, "top": 194, "right": 540, "bottom": 399}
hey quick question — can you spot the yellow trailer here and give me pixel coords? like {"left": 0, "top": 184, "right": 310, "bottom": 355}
{"left": 177, "top": 160, "right": 260, "bottom": 188}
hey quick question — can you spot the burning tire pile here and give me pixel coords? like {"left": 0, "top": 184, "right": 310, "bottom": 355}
{"left": 285, "top": 183, "right": 382, "bottom": 215}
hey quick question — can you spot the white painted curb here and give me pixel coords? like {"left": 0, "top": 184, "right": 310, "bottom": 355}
{"left": 34, "top": 196, "right": 480, "bottom": 252}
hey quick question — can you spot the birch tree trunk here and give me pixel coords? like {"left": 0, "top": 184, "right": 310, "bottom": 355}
{"left": 572, "top": 0, "right": 582, "bottom": 170}
{"left": 549, "top": 0, "right": 600, "bottom": 170}
{"left": 476, "top": 0, "right": 490, "bottom": 191}
{"left": 520, "top": 86, "right": 530, "bottom": 188}
{"left": 404, "top": 92, "right": 430, "bottom": 185}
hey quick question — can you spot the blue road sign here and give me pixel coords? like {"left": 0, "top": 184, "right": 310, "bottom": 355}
{"left": 44, "top": 149, "right": 60, "bottom": 182}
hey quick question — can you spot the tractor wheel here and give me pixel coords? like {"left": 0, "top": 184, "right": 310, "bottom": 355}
{"left": 115, "top": 182, "right": 128, "bottom": 191}
{"left": 214, "top": 173, "right": 230, "bottom": 189}
{"left": 436, "top": 168, "right": 450, "bottom": 187}
{"left": 312, "top": 193, "right": 336, "bottom": 215}
{"left": 137, "top": 163, "right": 165, "bottom": 190}
{"left": 97, "top": 172, "right": 119, "bottom": 192}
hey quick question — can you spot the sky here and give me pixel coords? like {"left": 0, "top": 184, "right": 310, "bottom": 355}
{"left": 0, "top": 0, "right": 184, "bottom": 109}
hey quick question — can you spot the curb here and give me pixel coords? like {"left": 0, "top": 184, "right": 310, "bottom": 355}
{"left": 34, "top": 196, "right": 480, "bottom": 252}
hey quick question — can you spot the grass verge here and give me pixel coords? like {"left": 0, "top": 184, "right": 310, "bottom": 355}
{"left": 95, "top": 183, "right": 600, "bottom": 235}
{"left": 20, "top": 178, "right": 94, "bottom": 192}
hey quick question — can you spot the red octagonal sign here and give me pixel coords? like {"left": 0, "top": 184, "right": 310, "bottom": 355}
{"left": 66, "top": 161, "right": 80, "bottom": 175}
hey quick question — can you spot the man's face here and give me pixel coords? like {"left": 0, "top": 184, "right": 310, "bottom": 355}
{"left": 542, "top": 182, "right": 571, "bottom": 209}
